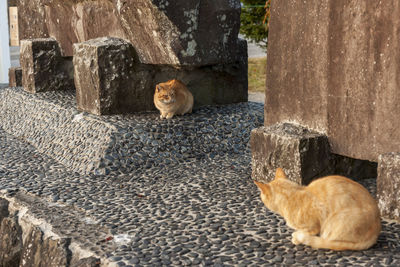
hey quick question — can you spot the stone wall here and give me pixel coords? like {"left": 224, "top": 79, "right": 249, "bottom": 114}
{"left": 265, "top": 0, "right": 400, "bottom": 162}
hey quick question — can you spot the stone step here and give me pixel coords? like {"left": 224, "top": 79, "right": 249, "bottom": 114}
{"left": 0, "top": 87, "right": 263, "bottom": 176}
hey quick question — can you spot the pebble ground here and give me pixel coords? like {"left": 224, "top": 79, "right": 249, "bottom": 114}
{"left": 0, "top": 88, "right": 400, "bottom": 266}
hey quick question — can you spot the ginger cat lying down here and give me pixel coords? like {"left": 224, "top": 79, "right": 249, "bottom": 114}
{"left": 254, "top": 168, "right": 381, "bottom": 251}
{"left": 154, "top": 79, "right": 194, "bottom": 119}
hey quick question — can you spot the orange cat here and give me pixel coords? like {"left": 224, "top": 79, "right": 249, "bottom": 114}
{"left": 254, "top": 168, "right": 381, "bottom": 251}
{"left": 154, "top": 79, "right": 194, "bottom": 119}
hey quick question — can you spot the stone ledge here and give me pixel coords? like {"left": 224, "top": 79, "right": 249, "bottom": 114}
{"left": 0, "top": 190, "right": 112, "bottom": 266}
{"left": 0, "top": 87, "right": 263, "bottom": 176}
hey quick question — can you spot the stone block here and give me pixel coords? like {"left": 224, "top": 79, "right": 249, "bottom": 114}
{"left": 250, "top": 123, "right": 332, "bottom": 185}
{"left": 377, "top": 153, "right": 400, "bottom": 221}
{"left": 20, "top": 38, "right": 74, "bottom": 93}
{"left": 114, "top": 0, "right": 242, "bottom": 66}
{"left": 74, "top": 37, "right": 248, "bottom": 115}
{"left": 73, "top": 37, "right": 138, "bottom": 115}
{"left": 8, "top": 67, "right": 22, "bottom": 87}
{"left": 17, "top": 0, "right": 242, "bottom": 66}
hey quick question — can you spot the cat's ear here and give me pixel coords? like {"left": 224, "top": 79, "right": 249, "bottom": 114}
{"left": 275, "top": 168, "right": 287, "bottom": 180}
{"left": 254, "top": 181, "right": 271, "bottom": 196}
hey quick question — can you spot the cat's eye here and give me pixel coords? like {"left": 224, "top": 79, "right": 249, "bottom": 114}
{"left": 156, "top": 85, "right": 161, "bottom": 92}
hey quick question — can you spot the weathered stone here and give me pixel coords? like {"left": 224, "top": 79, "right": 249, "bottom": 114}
{"left": 250, "top": 123, "right": 332, "bottom": 185}
{"left": 377, "top": 153, "right": 400, "bottom": 221}
{"left": 0, "top": 203, "right": 23, "bottom": 267}
{"left": 18, "top": 0, "right": 242, "bottom": 66}
{"left": 45, "top": 0, "right": 127, "bottom": 57}
{"left": 8, "top": 67, "right": 22, "bottom": 87}
{"left": 17, "top": 0, "right": 49, "bottom": 40}
{"left": 74, "top": 37, "right": 247, "bottom": 114}
{"left": 113, "top": 0, "right": 242, "bottom": 66}
{"left": 73, "top": 37, "right": 139, "bottom": 115}
{"left": 265, "top": 0, "right": 400, "bottom": 162}
{"left": 20, "top": 38, "right": 74, "bottom": 93}
{"left": 20, "top": 227, "right": 71, "bottom": 267}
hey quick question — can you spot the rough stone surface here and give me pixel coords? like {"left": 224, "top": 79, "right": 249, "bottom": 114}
{"left": 377, "top": 153, "right": 400, "bottom": 221}
{"left": 17, "top": 0, "right": 49, "bottom": 40}
{"left": 0, "top": 87, "right": 259, "bottom": 175}
{"left": 20, "top": 38, "right": 74, "bottom": 93}
{"left": 74, "top": 37, "right": 247, "bottom": 114}
{"left": 250, "top": 123, "right": 332, "bottom": 185}
{"left": 74, "top": 37, "right": 139, "bottom": 115}
{"left": 265, "top": 0, "right": 400, "bottom": 162}
{"left": 20, "top": 227, "right": 71, "bottom": 267}
{"left": 0, "top": 208, "right": 22, "bottom": 267}
{"left": 8, "top": 67, "right": 22, "bottom": 87}
{"left": 18, "top": 0, "right": 242, "bottom": 66}
{"left": 0, "top": 119, "right": 399, "bottom": 266}
{"left": 113, "top": 0, "right": 242, "bottom": 66}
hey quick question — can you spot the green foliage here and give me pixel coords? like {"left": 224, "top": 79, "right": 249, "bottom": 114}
{"left": 240, "top": 0, "right": 270, "bottom": 48}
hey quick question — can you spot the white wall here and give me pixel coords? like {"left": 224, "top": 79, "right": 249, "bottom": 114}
{"left": 0, "top": 0, "right": 11, "bottom": 83}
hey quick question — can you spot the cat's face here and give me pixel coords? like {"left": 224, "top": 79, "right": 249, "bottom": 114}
{"left": 254, "top": 168, "right": 289, "bottom": 213}
{"left": 155, "top": 84, "right": 176, "bottom": 104}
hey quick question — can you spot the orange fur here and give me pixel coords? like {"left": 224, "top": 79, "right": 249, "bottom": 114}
{"left": 254, "top": 168, "right": 381, "bottom": 251}
{"left": 154, "top": 79, "right": 194, "bottom": 119}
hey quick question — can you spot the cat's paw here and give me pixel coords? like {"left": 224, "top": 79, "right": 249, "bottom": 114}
{"left": 292, "top": 231, "right": 306, "bottom": 245}
{"left": 166, "top": 114, "right": 174, "bottom": 119}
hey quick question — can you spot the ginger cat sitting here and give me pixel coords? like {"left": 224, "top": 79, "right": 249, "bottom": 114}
{"left": 254, "top": 168, "right": 381, "bottom": 251}
{"left": 154, "top": 79, "right": 194, "bottom": 119}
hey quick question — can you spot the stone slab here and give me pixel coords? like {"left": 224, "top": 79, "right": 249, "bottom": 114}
{"left": 250, "top": 123, "right": 332, "bottom": 185}
{"left": 265, "top": 0, "right": 400, "bottom": 162}
{"left": 377, "top": 153, "right": 400, "bottom": 221}
{"left": 8, "top": 67, "right": 22, "bottom": 87}
{"left": 20, "top": 38, "right": 74, "bottom": 93}
{"left": 17, "top": 0, "right": 242, "bottom": 66}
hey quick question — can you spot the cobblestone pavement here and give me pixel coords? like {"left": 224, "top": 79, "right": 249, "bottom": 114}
{"left": 1, "top": 101, "right": 400, "bottom": 266}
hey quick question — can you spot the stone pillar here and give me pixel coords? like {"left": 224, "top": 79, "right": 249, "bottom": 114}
{"left": 20, "top": 38, "right": 74, "bottom": 93}
{"left": 377, "top": 153, "right": 400, "bottom": 221}
{"left": 265, "top": 0, "right": 400, "bottom": 162}
{"left": 8, "top": 67, "right": 22, "bottom": 87}
{"left": 73, "top": 37, "right": 138, "bottom": 115}
{"left": 250, "top": 123, "right": 332, "bottom": 185}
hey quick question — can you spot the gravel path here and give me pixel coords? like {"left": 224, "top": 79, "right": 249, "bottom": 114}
{"left": 0, "top": 90, "right": 400, "bottom": 266}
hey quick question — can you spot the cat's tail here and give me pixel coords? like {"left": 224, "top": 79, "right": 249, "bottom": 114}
{"left": 294, "top": 232, "right": 377, "bottom": 251}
